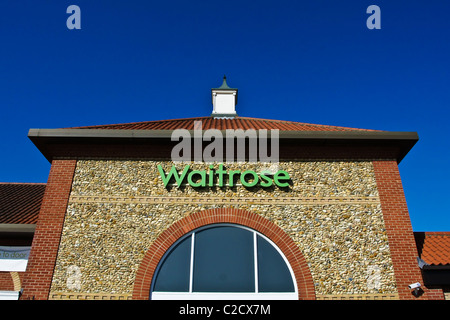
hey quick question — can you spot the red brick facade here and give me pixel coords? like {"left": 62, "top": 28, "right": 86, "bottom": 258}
{"left": 0, "top": 272, "right": 15, "bottom": 291}
{"left": 14, "top": 158, "right": 444, "bottom": 300}
{"left": 20, "top": 160, "right": 77, "bottom": 300}
{"left": 373, "top": 160, "right": 444, "bottom": 300}
{"left": 15, "top": 158, "right": 445, "bottom": 300}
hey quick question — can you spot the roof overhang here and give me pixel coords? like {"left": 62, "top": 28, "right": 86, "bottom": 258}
{"left": 28, "top": 128, "right": 418, "bottom": 163}
{"left": 0, "top": 224, "right": 35, "bottom": 243}
{"left": 421, "top": 265, "right": 450, "bottom": 287}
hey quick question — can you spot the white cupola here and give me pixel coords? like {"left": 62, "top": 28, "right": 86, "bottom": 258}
{"left": 211, "top": 76, "right": 238, "bottom": 118}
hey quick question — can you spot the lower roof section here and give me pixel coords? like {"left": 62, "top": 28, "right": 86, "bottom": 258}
{"left": 415, "top": 232, "right": 450, "bottom": 266}
{"left": 0, "top": 183, "right": 45, "bottom": 224}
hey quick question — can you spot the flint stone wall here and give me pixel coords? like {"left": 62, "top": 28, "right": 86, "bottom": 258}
{"left": 49, "top": 160, "right": 397, "bottom": 297}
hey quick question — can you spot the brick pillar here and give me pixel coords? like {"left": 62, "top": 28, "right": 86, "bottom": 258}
{"left": 20, "top": 160, "right": 77, "bottom": 300}
{"left": 373, "top": 160, "right": 443, "bottom": 300}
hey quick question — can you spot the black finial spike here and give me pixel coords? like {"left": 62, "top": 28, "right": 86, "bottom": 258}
{"left": 213, "top": 75, "right": 234, "bottom": 90}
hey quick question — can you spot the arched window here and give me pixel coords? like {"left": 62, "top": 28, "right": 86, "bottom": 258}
{"left": 151, "top": 224, "right": 298, "bottom": 300}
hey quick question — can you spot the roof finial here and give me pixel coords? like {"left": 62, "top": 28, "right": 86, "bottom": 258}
{"left": 218, "top": 75, "right": 232, "bottom": 90}
{"left": 211, "top": 75, "right": 238, "bottom": 118}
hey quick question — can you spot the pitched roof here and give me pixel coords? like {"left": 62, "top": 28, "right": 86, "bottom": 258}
{"left": 68, "top": 116, "right": 380, "bottom": 132}
{"left": 0, "top": 183, "right": 46, "bottom": 224}
{"left": 415, "top": 232, "right": 450, "bottom": 266}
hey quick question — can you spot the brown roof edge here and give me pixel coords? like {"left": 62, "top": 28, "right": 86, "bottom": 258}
{"left": 28, "top": 128, "right": 418, "bottom": 140}
{"left": 0, "top": 224, "right": 36, "bottom": 233}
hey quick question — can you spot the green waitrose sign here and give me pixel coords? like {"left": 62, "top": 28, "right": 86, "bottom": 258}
{"left": 157, "top": 164, "right": 290, "bottom": 188}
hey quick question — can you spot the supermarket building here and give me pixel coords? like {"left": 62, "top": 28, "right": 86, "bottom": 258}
{"left": 1, "top": 78, "right": 449, "bottom": 300}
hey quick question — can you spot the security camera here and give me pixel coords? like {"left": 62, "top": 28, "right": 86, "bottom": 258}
{"left": 408, "top": 282, "right": 421, "bottom": 290}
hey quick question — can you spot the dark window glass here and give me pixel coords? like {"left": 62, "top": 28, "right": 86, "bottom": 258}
{"left": 193, "top": 226, "right": 254, "bottom": 292}
{"left": 152, "top": 224, "right": 296, "bottom": 296}
{"left": 153, "top": 235, "right": 191, "bottom": 292}
{"left": 257, "top": 235, "right": 295, "bottom": 292}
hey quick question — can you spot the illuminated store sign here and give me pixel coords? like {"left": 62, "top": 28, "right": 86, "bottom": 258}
{"left": 157, "top": 164, "right": 290, "bottom": 188}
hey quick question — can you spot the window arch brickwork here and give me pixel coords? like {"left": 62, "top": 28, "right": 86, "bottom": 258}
{"left": 132, "top": 208, "right": 316, "bottom": 300}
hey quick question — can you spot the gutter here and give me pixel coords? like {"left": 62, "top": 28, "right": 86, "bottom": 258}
{"left": 28, "top": 128, "right": 419, "bottom": 141}
{"left": 0, "top": 224, "right": 36, "bottom": 233}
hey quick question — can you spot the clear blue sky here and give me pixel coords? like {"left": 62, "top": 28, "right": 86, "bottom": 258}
{"left": 0, "top": 1, "right": 449, "bottom": 232}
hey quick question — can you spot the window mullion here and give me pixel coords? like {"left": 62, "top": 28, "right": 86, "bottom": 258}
{"left": 189, "top": 233, "right": 195, "bottom": 293}
{"left": 253, "top": 231, "right": 258, "bottom": 293}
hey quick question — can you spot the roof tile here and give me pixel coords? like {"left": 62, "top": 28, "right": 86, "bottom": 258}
{"left": 0, "top": 183, "right": 46, "bottom": 224}
{"left": 68, "top": 116, "right": 380, "bottom": 132}
{"left": 415, "top": 232, "right": 450, "bottom": 266}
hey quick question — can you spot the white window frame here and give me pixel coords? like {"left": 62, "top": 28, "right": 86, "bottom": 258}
{"left": 0, "top": 291, "right": 20, "bottom": 300}
{"left": 151, "top": 224, "right": 298, "bottom": 300}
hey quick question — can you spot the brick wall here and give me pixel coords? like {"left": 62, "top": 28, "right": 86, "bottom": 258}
{"left": 17, "top": 158, "right": 445, "bottom": 300}
{"left": 20, "top": 160, "right": 77, "bottom": 300}
{"left": 0, "top": 271, "right": 24, "bottom": 292}
{"left": 0, "top": 272, "right": 14, "bottom": 290}
{"left": 373, "top": 160, "right": 444, "bottom": 300}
